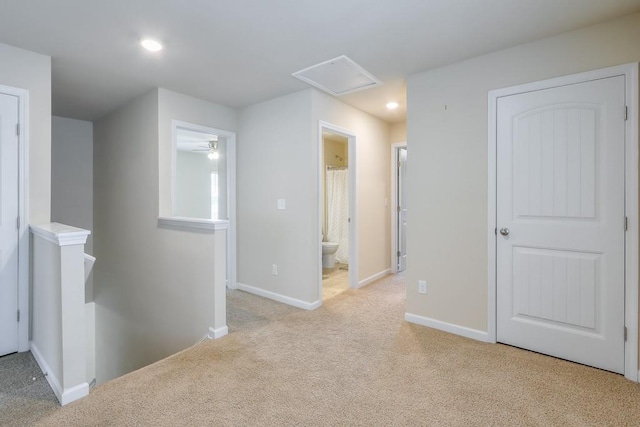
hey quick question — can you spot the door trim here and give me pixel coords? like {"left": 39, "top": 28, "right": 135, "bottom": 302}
{"left": 390, "top": 142, "right": 406, "bottom": 273}
{"left": 487, "top": 63, "right": 639, "bottom": 382}
{"left": 317, "top": 121, "right": 358, "bottom": 302}
{"left": 0, "top": 84, "right": 29, "bottom": 352}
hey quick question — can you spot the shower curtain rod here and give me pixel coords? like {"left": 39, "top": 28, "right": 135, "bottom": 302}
{"left": 326, "top": 165, "right": 348, "bottom": 170}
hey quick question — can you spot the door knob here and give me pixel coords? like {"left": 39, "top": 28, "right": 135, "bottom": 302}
{"left": 499, "top": 227, "right": 510, "bottom": 236}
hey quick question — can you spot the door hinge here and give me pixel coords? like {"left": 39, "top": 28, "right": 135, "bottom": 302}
{"left": 397, "top": 206, "right": 401, "bottom": 213}
{"left": 16, "top": 123, "right": 20, "bottom": 136}
{"left": 625, "top": 106, "right": 628, "bottom": 121}
{"left": 624, "top": 326, "right": 628, "bottom": 341}
{"left": 494, "top": 228, "right": 497, "bottom": 235}
{"left": 16, "top": 216, "right": 20, "bottom": 230}
{"left": 624, "top": 216, "right": 628, "bottom": 231}
{"left": 397, "top": 251, "right": 401, "bottom": 257}
{"left": 17, "top": 310, "right": 20, "bottom": 322}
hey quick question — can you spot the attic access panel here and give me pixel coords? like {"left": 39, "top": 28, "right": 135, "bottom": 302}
{"left": 292, "top": 55, "right": 382, "bottom": 96}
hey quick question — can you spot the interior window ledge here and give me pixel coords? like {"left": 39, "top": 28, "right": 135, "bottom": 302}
{"left": 157, "top": 216, "right": 229, "bottom": 232}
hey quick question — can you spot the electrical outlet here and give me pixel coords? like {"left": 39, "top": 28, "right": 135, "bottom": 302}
{"left": 272, "top": 264, "right": 278, "bottom": 276}
{"left": 418, "top": 280, "right": 427, "bottom": 294}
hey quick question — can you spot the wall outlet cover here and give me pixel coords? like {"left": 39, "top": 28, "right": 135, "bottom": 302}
{"left": 418, "top": 280, "right": 427, "bottom": 294}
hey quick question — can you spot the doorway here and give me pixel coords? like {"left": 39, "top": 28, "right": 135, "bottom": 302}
{"left": 488, "top": 63, "right": 639, "bottom": 381}
{"left": 318, "top": 122, "right": 357, "bottom": 301}
{"left": 391, "top": 143, "right": 407, "bottom": 273}
{"left": 0, "top": 85, "right": 28, "bottom": 357}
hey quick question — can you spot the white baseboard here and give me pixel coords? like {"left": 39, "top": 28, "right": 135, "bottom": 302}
{"left": 208, "top": 326, "right": 229, "bottom": 339}
{"left": 405, "top": 313, "right": 490, "bottom": 343}
{"left": 61, "top": 382, "right": 90, "bottom": 406}
{"left": 356, "top": 268, "right": 391, "bottom": 289}
{"left": 237, "top": 282, "right": 321, "bottom": 310}
{"left": 31, "top": 341, "right": 89, "bottom": 406}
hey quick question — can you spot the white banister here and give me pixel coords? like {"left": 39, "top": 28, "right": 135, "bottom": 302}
{"left": 30, "top": 223, "right": 92, "bottom": 406}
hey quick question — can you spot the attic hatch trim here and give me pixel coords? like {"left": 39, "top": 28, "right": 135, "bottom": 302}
{"left": 292, "top": 55, "right": 383, "bottom": 96}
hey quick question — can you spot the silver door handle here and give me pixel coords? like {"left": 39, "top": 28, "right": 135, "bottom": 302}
{"left": 499, "top": 227, "right": 510, "bottom": 236}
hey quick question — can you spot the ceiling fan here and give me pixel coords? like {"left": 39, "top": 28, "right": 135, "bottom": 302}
{"left": 191, "top": 136, "right": 219, "bottom": 160}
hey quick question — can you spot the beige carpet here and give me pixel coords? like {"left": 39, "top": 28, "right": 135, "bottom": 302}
{"left": 24, "top": 275, "right": 640, "bottom": 426}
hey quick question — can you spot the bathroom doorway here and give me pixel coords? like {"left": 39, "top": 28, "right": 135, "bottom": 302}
{"left": 318, "top": 122, "right": 357, "bottom": 301}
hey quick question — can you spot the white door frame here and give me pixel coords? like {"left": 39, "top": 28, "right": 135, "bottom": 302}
{"left": 0, "top": 84, "right": 29, "bottom": 352}
{"left": 487, "top": 63, "right": 639, "bottom": 382}
{"left": 390, "top": 142, "right": 407, "bottom": 273}
{"left": 317, "top": 121, "right": 358, "bottom": 301}
{"left": 169, "top": 120, "right": 237, "bottom": 289}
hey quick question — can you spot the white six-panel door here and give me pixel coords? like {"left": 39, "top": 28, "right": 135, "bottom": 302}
{"left": 0, "top": 92, "right": 20, "bottom": 357}
{"left": 496, "top": 76, "right": 626, "bottom": 374}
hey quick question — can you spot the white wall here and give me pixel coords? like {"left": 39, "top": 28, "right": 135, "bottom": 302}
{"left": 237, "top": 88, "right": 391, "bottom": 305}
{"left": 237, "top": 90, "right": 316, "bottom": 303}
{"left": 0, "top": 42, "right": 51, "bottom": 225}
{"left": 51, "top": 116, "right": 93, "bottom": 246}
{"left": 176, "top": 151, "right": 214, "bottom": 219}
{"left": 94, "top": 88, "right": 236, "bottom": 383}
{"left": 51, "top": 116, "right": 93, "bottom": 300}
{"left": 406, "top": 13, "right": 640, "bottom": 335}
{"left": 175, "top": 140, "right": 228, "bottom": 220}
{"left": 312, "top": 90, "right": 392, "bottom": 283}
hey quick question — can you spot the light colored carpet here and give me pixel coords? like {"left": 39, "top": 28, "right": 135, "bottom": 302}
{"left": 0, "top": 351, "right": 58, "bottom": 426}
{"left": 22, "top": 275, "right": 640, "bottom": 426}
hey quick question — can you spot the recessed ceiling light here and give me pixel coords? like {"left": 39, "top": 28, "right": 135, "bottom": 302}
{"left": 386, "top": 102, "right": 399, "bottom": 110}
{"left": 141, "top": 39, "right": 163, "bottom": 52}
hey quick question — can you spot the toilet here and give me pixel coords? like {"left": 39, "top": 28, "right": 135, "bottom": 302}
{"left": 322, "top": 242, "right": 339, "bottom": 268}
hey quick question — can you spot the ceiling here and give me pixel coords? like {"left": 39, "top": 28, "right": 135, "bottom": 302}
{"left": 1, "top": 1, "right": 639, "bottom": 123}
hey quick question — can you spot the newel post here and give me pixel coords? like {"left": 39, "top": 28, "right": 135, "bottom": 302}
{"left": 31, "top": 223, "right": 91, "bottom": 405}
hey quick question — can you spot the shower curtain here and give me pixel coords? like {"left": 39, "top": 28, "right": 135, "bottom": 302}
{"left": 326, "top": 168, "right": 349, "bottom": 264}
